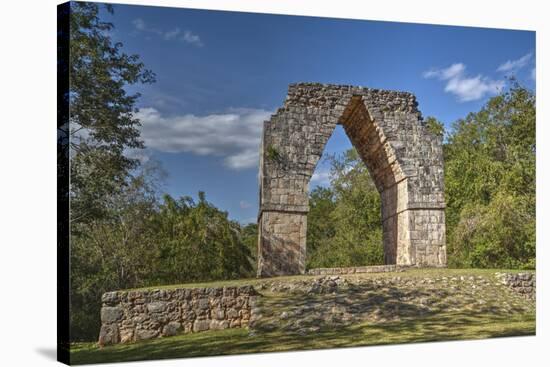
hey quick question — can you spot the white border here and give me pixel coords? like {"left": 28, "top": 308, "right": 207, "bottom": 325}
{"left": 0, "top": 0, "right": 547, "bottom": 366}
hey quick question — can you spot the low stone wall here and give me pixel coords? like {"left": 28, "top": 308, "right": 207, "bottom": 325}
{"left": 307, "top": 265, "right": 403, "bottom": 275}
{"left": 496, "top": 272, "right": 536, "bottom": 300}
{"left": 98, "top": 286, "right": 258, "bottom": 346}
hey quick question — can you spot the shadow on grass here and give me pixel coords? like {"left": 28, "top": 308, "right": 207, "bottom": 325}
{"left": 71, "top": 311, "right": 535, "bottom": 365}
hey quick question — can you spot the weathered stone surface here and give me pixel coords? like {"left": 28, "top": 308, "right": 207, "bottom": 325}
{"left": 496, "top": 272, "right": 536, "bottom": 300}
{"left": 211, "top": 307, "right": 225, "bottom": 320}
{"left": 98, "top": 286, "right": 258, "bottom": 346}
{"left": 101, "top": 291, "right": 120, "bottom": 305}
{"left": 193, "top": 319, "right": 210, "bottom": 332}
{"left": 119, "top": 328, "right": 134, "bottom": 344}
{"left": 258, "top": 83, "right": 446, "bottom": 276}
{"left": 135, "top": 329, "right": 158, "bottom": 341}
{"left": 147, "top": 301, "right": 167, "bottom": 313}
{"left": 101, "top": 307, "right": 124, "bottom": 323}
{"left": 162, "top": 322, "right": 181, "bottom": 337}
{"left": 210, "top": 319, "right": 230, "bottom": 330}
{"left": 98, "top": 324, "right": 119, "bottom": 347}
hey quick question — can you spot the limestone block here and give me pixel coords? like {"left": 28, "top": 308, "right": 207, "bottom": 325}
{"left": 101, "top": 307, "right": 124, "bottom": 323}
{"left": 193, "top": 319, "right": 210, "bottom": 332}
{"left": 98, "top": 324, "right": 120, "bottom": 346}
{"left": 162, "top": 322, "right": 181, "bottom": 337}
{"left": 136, "top": 328, "right": 158, "bottom": 341}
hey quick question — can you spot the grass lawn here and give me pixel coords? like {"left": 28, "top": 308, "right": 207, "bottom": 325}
{"left": 70, "top": 268, "right": 535, "bottom": 365}
{"left": 71, "top": 313, "right": 535, "bottom": 365}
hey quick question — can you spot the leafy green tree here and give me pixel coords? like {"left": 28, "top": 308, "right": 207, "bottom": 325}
{"left": 240, "top": 223, "right": 259, "bottom": 274}
{"left": 152, "top": 192, "right": 254, "bottom": 284}
{"left": 68, "top": 1, "right": 157, "bottom": 341}
{"left": 68, "top": 2, "right": 155, "bottom": 225}
{"left": 450, "top": 192, "right": 535, "bottom": 269}
{"left": 307, "top": 186, "right": 336, "bottom": 260}
{"left": 70, "top": 162, "right": 162, "bottom": 341}
{"left": 445, "top": 82, "right": 535, "bottom": 268}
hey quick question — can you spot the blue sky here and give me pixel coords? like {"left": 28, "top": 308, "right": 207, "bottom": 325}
{"left": 97, "top": 3, "right": 535, "bottom": 224}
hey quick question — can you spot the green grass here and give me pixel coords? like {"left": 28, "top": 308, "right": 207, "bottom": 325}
{"left": 71, "top": 312, "right": 535, "bottom": 365}
{"left": 70, "top": 268, "right": 535, "bottom": 365}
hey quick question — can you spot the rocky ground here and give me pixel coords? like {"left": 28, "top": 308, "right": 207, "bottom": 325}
{"left": 249, "top": 272, "right": 535, "bottom": 336}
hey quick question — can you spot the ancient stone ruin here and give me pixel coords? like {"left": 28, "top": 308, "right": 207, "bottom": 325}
{"left": 257, "top": 83, "right": 446, "bottom": 277}
{"left": 98, "top": 286, "right": 257, "bottom": 346}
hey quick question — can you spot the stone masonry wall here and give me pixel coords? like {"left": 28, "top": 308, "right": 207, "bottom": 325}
{"left": 258, "top": 83, "right": 446, "bottom": 276}
{"left": 307, "top": 265, "right": 401, "bottom": 275}
{"left": 98, "top": 286, "right": 258, "bottom": 346}
{"left": 496, "top": 272, "right": 536, "bottom": 300}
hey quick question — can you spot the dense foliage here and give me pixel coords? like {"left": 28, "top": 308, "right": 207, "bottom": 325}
{"left": 444, "top": 83, "right": 536, "bottom": 269}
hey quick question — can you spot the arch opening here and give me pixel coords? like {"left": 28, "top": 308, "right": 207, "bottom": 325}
{"left": 338, "top": 96, "right": 403, "bottom": 265}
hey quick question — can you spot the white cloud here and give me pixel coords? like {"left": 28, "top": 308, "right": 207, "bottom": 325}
{"left": 132, "top": 18, "right": 147, "bottom": 31}
{"left": 423, "top": 63, "right": 504, "bottom": 102}
{"left": 423, "top": 63, "right": 465, "bottom": 80}
{"left": 132, "top": 18, "right": 203, "bottom": 47}
{"left": 181, "top": 30, "right": 203, "bottom": 47}
{"left": 310, "top": 169, "right": 332, "bottom": 187}
{"left": 225, "top": 149, "right": 260, "bottom": 170}
{"left": 135, "top": 107, "right": 272, "bottom": 170}
{"left": 497, "top": 53, "right": 533, "bottom": 73}
{"left": 445, "top": 75, "right": 504, "bottom": 102}
{"left": 239, "top": 200, "right": 252, "bottom": 209}
{"left": 163, "top": 28, "right": 181, "bottom": 40}
{"left": 531, "top": 67, "right": 536, "bottom": 81}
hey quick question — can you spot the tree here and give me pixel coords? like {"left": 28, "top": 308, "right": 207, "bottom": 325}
{"left": 445, "top": 82, "right": 535, "bottom": 268}
{"left": 67, "top": 2, "right": 155, "bottom": 341}
{"left": 240, "top": 223, "right": 259, "bottom": 274}
{"left": 70, "top": 162, "right": 162, "bottom": 341}
{"left": 68, "top": 2, "right": 155, "bottom": 225}
{"left": 307, "top": 186, "right": 336, "bottom": 259}
{"left": 70, "top": 167, "right": 255, "bottom": 341}
{"left": 153, "top": 192, "right": 254, "bottom": 284}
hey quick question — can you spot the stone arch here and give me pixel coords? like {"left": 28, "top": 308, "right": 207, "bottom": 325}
{"left": 257, "top": 83, "right": 446, "bottom": 277}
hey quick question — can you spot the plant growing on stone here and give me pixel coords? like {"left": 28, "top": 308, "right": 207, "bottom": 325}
{"left": 266, "top": 145, "right": 283, "bottom": 163}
